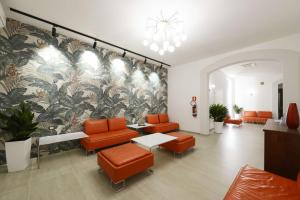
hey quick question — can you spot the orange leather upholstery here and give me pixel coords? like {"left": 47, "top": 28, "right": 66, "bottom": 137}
{"left": 159, "top": 114, "right": 169, "bottom": 123}
{"left": 224, "top": 165, "right": 300, "bottom": 200}
{"left": 257, "top": 111, "right": 272, "bottom": 119}
{"left": 224, "top": 116, "right": 242, "bottom": 125}
{"left": 144, "top": 114, "right": 179, "bottom": 133}
{"left": 242, "top": 111, "right": 272, "bottom": 124}
{"left": 97, "top": 143, "right": 154, "bottom": 184}
{"left": 298, "top": 172, "right": 300, "bottom": 190}
{"left": 80, "top": 118, "right": 139, "bottom": 152}
{"left": 84, "top": 119, "right": 108, "bottom": 135}
{"left": 108, "top": 117, "right": 127, "bottom": 131}
{"left": 244, "top": 111, "right": 257, "bottom": 117}
{"left": 147, "top": 114, "right": 160, "bottom": 124}
{"left": 160, "top": 132, "right": 195, "bottom": 154}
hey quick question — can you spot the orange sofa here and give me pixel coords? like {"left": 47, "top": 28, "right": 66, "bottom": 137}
{"left": 80, "top": 118, "right": 139, "bottom": 152}
{"left": 143, "top": 114, "right": 179, "bottom": 133}
{"left": 224, "top": 165, "right": 300, "bottom": 200}
{"left": 242, "top": 111, "right": 272, "bottom": 124}
{"left": 97, "top": 143, "right": 154, "bottom": 185}
{"left": 224, "top": 116, "right": 243, "bottom": 126}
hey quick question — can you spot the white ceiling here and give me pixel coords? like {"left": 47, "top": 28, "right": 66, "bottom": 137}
{"left": 221, "top": 61, "right": 283, "bottom": 78}
{"left": 2, "top": 0, "right": 300, "bottom": 66}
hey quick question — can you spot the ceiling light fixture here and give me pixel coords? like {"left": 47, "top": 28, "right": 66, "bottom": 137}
{"left": 143, "top": 11, "right": 186, "bottom": 55}
{"left": 52, "top": 26, "right": 57, "bottom": 37}
{"left": 93, "top": 40, "right": 97, "bottom": 49}
{"left": 122, "top": 50, "right": 126, "bottom": 57}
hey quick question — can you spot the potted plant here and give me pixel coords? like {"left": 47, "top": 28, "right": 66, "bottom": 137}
{"left": 0, "top": 102, "right": 38, "bottom": 172}
{"left": 233, "top": 104, "right": 243, "bottom": 119}
{"left": 209, "top": 104, "right": 228, "bottom": 134}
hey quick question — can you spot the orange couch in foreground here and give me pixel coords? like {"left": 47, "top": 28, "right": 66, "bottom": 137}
{"left": 80, "top": 118, "right": 139, "bottom": 152}
{"left": 224, "top": 165, "right": 300, "bottom": 200}
{"left": 242, "top": 111, "right": 272, "bottom": 124}
{"left": 143, "top": 114, "right": 179, "bottom": 133}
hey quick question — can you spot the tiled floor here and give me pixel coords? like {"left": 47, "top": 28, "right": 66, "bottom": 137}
{"left": 0, "top": 124, "right": 264, "bottom": 200}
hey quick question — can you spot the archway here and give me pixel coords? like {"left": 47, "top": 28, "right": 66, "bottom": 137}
{"left": 199, "top": 49, "right": 300, "bottom": 135}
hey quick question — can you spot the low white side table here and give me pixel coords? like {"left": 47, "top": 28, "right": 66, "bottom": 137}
{"left": 127, "top": 123, "right": 154, "bottom": 130}
{"left": 37, "top": 132, "right": 88, "bottom": 168}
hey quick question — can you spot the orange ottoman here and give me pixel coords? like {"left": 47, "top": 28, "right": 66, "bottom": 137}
{"left": 97, "top": 143, "right": 154, "bottom": 187}
{"left": 160, "top": 132, "right": 195, "bottom": 154}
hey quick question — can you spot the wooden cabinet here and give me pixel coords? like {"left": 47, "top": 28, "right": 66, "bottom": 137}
{"left": 263, "top": 119, "right": 300, "bottom": 180}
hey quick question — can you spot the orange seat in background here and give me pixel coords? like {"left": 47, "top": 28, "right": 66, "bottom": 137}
{"left": 144, "top": 114, "right": 179, "bottom": 133}
{"left": 224, "top": 165, "right": 300, "bottom": 200}
{"left": 242, "top": 111, "right": 272, "bottom": 124}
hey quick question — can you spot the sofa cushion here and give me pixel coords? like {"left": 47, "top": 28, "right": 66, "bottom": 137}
{"left": 84, "top": 119, "right": 108, "bottom": 135}
{"left": 100, "top": 143, "right": 151, "bottom": 166}
{"left": 147, "top": 114, "right": 159, "bottom": 124}
{"left": 108, "top": 117, "right": 127, "bottom": 131}
{"left": 167, "top": 132, "right": 193, "bottom": 142}
{"left": 143, "top": 122, "right": 179, "bottom": 133}
{"left": 87, "top": 129, "right": 137, "bottom": 143}
{"left": 257, "top": 111, "right": 272, "bottom": 119}
{"left": 159, "top": 114, "right": 169, "bottom": 123}
{"left": 244, "top": 111, "right": 257, "bottom": 117}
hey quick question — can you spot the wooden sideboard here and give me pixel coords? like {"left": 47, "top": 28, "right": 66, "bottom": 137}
{"left": 263, "top": 119, "right": 300, "bottom": 180}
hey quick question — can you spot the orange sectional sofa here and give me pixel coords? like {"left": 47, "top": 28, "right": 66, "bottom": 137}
{"left": 224, "top": 165, "right": 300, "bottom": 200}
{"left": 242, "top": 111, "right": 272, "bottom": 124}
{"left": 80, "top": 118, "right": 139, "bottom": 152}
{"left": 143, "top": 114, "right": 179, "bottom": 133}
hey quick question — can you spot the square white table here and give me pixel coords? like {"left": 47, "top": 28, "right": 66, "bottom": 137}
{"left": 131, "top": 133, "right": 177, "bottom": 151}
{"left": 37, "top": 132, "right": 88, "bottom": 168}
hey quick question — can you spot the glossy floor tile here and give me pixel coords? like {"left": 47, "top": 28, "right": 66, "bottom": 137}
{"left": 0, "top": 124, "right": 264, "bottom": 200}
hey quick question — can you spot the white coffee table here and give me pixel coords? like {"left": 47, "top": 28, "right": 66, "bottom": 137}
{"left": 131, "top": 133, "right": 177, "bottom": 151}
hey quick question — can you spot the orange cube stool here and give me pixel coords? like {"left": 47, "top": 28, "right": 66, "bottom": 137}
{"left": 97, "top": 143, "right": 154, "bottom": 187}
{"left": 160, "top": 132, "right": 195, "bottom": 154}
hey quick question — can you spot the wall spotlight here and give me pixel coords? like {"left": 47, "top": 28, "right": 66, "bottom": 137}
{"left": 144, "top": 58, "right": 147, "bottom": 64}
{"left": 93, "top": 40, "right": 97, "bottom": 49}
{"left": 122, "top": 50, "right": 126, "bottom": 58}
{"left": 52, "top": 26, "right": 57, "bottom": 37}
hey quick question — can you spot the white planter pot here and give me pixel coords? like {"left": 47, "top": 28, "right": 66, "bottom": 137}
{"left": 214, "top": 122, "right": 224, "bottom": 134}
{"left": 5, "top": 137, "right": 32, "bottom": 172}
{"left": 234, "top": 114, "right": 241, "bottom": 119}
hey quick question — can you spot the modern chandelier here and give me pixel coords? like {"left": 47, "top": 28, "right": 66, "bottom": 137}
{"left": 143, "top": 11, "right": 187, "bottom": 55}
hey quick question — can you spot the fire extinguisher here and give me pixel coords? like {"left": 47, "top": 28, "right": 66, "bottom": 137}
{"left": 190, "top": 96, "right": 197, "bottom": 117}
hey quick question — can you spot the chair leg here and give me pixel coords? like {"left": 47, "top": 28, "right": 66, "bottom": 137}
{"left": 111, "top": 180, "right": 126, "bottom": 192}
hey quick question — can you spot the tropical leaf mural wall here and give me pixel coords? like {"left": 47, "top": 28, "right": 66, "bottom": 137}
{"left": 0, "top": 19, "right": 168, "bottom": 164}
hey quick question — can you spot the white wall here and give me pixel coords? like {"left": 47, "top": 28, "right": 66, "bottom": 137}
{"left": 209, "top": 70, "right": 234, "bottom": 115}
{"left": 234, "top": 75, "right": 282, "bottom": 112}
{"left": 168, "top": 33, "right": 300, "bottom": 134}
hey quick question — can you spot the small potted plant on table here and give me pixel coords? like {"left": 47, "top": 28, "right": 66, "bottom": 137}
{"left": 209, "top": 104, "right": 228, "bottom": 134}
{"left": 233, "top": 104, "right": 243, "bottom": 119}
{"left": 0, "top": 102, "right": 38, "bottom": 172}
